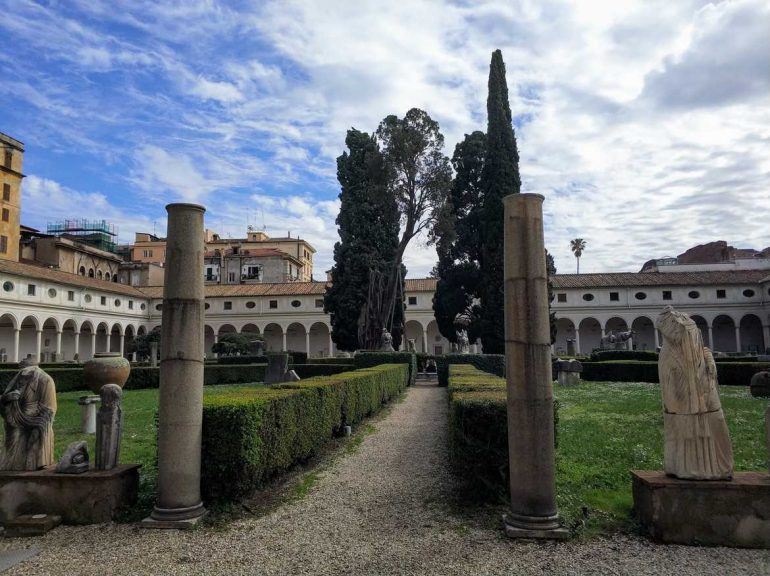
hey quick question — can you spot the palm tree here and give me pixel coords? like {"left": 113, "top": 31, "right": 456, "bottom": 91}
{"left": 570, "top": 238, "right": 587, "bottom": 274}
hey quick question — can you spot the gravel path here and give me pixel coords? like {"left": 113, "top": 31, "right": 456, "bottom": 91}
{"left": 2, "top": 384, "right": 769, "bottom": 575}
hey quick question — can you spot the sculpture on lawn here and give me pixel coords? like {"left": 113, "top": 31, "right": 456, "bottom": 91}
{"left": 379, "top": 328, "right": 395, "bottom": 352}
{"left": 600, "top": 330, "right": 635, "bottom": 350}
{"left": 95, "top": 384, "right": 123, "bottom": 470}
{"left": 0, "top": 366, "right": 57, "bottom": 471}
{"left": 657, "top": 306, "right": 733, "bottom": 480}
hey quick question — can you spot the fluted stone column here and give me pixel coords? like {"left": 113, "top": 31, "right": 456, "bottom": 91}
{"left": 502, "top": 193, "right": 567, "bottom": 539}
{"left": 145, "top": 203, "right": 206, "bottom": 528}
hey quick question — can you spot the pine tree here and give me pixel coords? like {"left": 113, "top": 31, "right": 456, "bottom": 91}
{"left": 324, "top": 129, "right": 400, "bottom": 351}
{"left": 479, "top": 49, "right": 521, "bottom": 354}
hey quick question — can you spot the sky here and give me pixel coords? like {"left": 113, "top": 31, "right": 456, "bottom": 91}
{"left": 1, "top": 0, "right": 768, "bottom": 278}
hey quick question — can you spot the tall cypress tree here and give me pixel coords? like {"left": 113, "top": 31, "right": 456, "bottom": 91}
{"left": 479, "top": 49, "right": 521, "bottom": 354}
{"left": 324, "top": 129, "right": 400, "bottom": 351}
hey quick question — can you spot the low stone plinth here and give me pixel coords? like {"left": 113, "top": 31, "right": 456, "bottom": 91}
{"left": 632, "top": 470, "right": 770, "bottom": 548}
{"left": 0, "top": 464, "right": 140, "bottom": 525}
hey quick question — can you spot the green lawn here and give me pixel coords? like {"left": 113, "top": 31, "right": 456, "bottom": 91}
{"left": 554, "top": 382, "right": 768, "bottom": 534}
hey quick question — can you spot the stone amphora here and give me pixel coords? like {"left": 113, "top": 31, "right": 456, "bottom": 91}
{"left": 83, "top": 352, "right": 131, "bottom": 394}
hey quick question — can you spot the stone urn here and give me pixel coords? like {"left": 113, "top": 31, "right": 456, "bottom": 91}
{"left": 83, "top": 352, "right": 131, "bottom": 394}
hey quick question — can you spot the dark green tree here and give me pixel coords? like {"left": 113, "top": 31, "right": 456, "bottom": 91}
{"left": 432, "top": 130, "right": 487, "bottom": 343}
{"left": 358, "top": 109, "right": 452, "bottom": 350}
{"left": 211, "top": 332, "right": 263, "bottom": 356}
{"left": 479, "top": 49, "right": 521, "bottom": 354}
{"left": 546, "top": 250, "right": 557, "bottom": 344}
{"left": 324, "top": 129, "right": 401, "bottom": 351}
{"left": 128, "top": 328, "right": 160, "bottom": 360}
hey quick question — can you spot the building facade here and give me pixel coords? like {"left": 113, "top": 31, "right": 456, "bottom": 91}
{"left": 0, "top": 133, "right": 23, "bottom": 262}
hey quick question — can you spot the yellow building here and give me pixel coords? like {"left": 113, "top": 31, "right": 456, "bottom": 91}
{"left": 0, "top": 133, "right": 23, "bottom": 262}
{"left": 130, "top": 232, "right": 167, "bottom": 265}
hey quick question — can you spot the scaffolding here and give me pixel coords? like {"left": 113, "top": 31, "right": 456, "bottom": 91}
{"left": 46, "top": 219, "right": 118, "bottom": 253}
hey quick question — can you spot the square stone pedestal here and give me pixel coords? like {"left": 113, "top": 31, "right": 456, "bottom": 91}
{"left": 632, "top": 470, "right": 770, "bottom": 548}
{"left": 0, "top": 464, "right": 140, "bottom": 525}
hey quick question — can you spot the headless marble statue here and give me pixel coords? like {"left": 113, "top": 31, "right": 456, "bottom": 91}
{"left": 95, "top": 384, "right": 123, "bottom": 470}
{"left": 0, "top": 366, "right": 57, "bottom": 471}
{"left": 657, "top": 306, "right": 733, "bottom": 480}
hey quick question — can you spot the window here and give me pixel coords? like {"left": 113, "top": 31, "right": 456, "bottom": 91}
{"left": 85, "top": 294, "right": 92, "bottom": 303}
{"left": 228, "top": 272, "right": 235, "bottom": 283}
{"left": 0, "top": 235, "right": 7, "bottom": 254}
{"left": 68, "top": 291, "right": 75, "bottom": 302}
{"left": 716, "top": 289, "right": 726, "bottom": 299}
{"left": 143, "top": 249, "right": 153, "bottom": 258}
{"left": 2, "top": 183, "right": 9, "bottom": 201}
{"left": 408, "top": 296, "right": 418, "bottom": 306}
{"left": 742, "top": 289, "right": 755, "bottom": 298}
{"left": 100, "top": 296, "right": 107, "bottom": 305}
{"left": 1, "top": 208, "right": 8, "bottom": 222}
{"left": 97, "top": 271, "right": 103, "bottom": 280}
{"left": 114, "top": 299, "right": 121, "bottom": 307}
{"left": 609, "top": 292, "right": 619, "bottom": 302}
{"left": 128, "top": 300, "right": 134, "bottom": 309}
{"left": 557, "top": 293, "right": 566, "bottom": 303}
{"left": 47, "top": 288, "right": 57, "bottom": 298}
{"left": 688, "top": 290, "right": 700, "bottom": 299}
{"left": 582, "top": 293, "right": 594, "bottom": 302}
{"left": 662, "top": 290, "right": 672, "bottom": 301}
{"left": 105, "top": 273, "right": 111, "bottom": 281}
{"left": 204, "top": 303, "right": 210, "bottom": 310}
{"left": 224, "top": 301, "right": 232, "bottom": 310}
{"left": 79, "top": 266, "right": 86, "bottom": 276}
{"left": 88, "top": 269, "right": 94, "bottom": 278}
{"left": 140, "top": 303, "right": 146, "bottom": 311}
{"left": 4, "top": 150, "right": 11, "bottom": 168}
{"left": 243, "top": 266, "right": 261, "bottom": 280}
{"left": 269, "top": 300, "right": 278, "bottom": 309}
{"left": 2, "top": 281, "right": 13, "bottom": 292}
{"left": 205, "top": 267, "right": 218, "bottom": 281}
{"left": 155, "top": 304, "right": 162, "bottom": 311}
{"left": 291, "top": 299, "right": 301, "bottom": 308}
{"left": 27, "top": 284, "right": 36, "bottom": 296}
{"left": 634, "top": 292, "right": 647, "bottom": 300}
{"left": 246, "top": 301, "right": 256, "bottom": 309}
{"left": 315, "top": 299, "right": 324, "bottom": 308}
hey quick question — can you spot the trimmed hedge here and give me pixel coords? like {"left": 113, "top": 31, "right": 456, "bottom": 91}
{"left": 0, "top": 363, "right": 353, "bottom": 393}
{"left": 436, "top": 354, "right": 505, "bottom": 387}
{"left": 306, "top": 357, "right": 356, "bottom": 365}
{"left": 354, "top": 352, "right": 417, "bottom": 386}
{"left": 201, "top": 363, "right": 409, "bottom": 500}
{"left": 589, "top": 350, "right": 658, "bottom": 362}
{"left": 448, "top": 364, "right": 558, "bottom": 500}
{"left": 216, "top": 355, "right": 268, "bottom": 365}
{"left": 581, "top": 360, "right": 770, "bottom": 386}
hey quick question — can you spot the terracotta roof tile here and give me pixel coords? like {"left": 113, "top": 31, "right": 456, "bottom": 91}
{"left": 551, "top": 270, "right": 768, "bottom": 289}
{"left": 0, "top": 259, "right": 147, "bottom": 297}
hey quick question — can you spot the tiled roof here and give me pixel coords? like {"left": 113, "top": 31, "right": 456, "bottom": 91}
{"left": 0, "top": 259, "right": 148, "bottom": 297}
{"left": 551, "top": 270, "right": 768, "bottom": 289}
{"left": 138, "top": 277, "right": 440, "bottom": 299}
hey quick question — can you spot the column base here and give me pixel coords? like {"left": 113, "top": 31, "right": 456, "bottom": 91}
{"left": 503, "top": 512, "right": 570, "bottom": 540}
{"left": 141, "top": 502, "right": 206, "bottom": 530}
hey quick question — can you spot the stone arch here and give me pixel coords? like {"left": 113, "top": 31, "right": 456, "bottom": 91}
{"left": 426, "top": 319, "right": 448, "bottom": 355}
{"left": 217, "top": 324, "right": 237, "bottom": 336}
{"left": 60, "top": 319, "right": 79, "bottom": 361}
{"left": 41, "top": 318, "right": 60, "bottom": 362}
{"left": 79, "top": 266, "right": 86, "bottom": 276}
{"left": 204, "top": 325, "right": 216, "bottom": 357}
{"left": 0, "top": 313, "right": 19, "bottom": 363}
{"left": 712, "top": 315, "right": 737, "bottom": 353}
{"left": 241, "top": 323, "right": 261, "bottom": 337}
{"left": 577, "top": 317, "right": 602, "bottom": 353}
{"left": 554, "top": 317, "right": 576, "bottom": 355}
{"left": 691, "top": 315, "right": 710, "bottom": 347}
{"left": 631, "top": 316, "right": 656, "bottom": 351}
{"left": 137, "top": 325, "right": 147, "bottom": 336}
{"left": 739, "top": 314, "right": 764, "bottom": 354}
{"left": 109, "top": 323, "right": 123, "bottom": 353}
{"left": 263, "top": 323, "right": 284, "bottom": 352}
{"left": 97, "top": 270, "right": 103, "bottom": 280}
{"left": 286, "top": 322, "right": 307, "bottom": 354}
{"left": 105, "top": 272, "right": 111, "bottom": 281}
{"left": 18, "top": 315, "right": 41, "bottom": 362}
{"left": 404, "top": 319, "right": 425, "bottom": 352}
{"left": 88, "top": 268, "right": 95, "bottom": 278}
{"left": 309, "top": 322, "right": 331, "bottom": 357}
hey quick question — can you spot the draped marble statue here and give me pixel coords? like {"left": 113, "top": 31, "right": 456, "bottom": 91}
{"left": 95, "top": 384, "right": 123, "bottom": 471}
{"left": 0, "top": 366, "right": 57, "bottom": 471}
{"left": 657, "top": 306, "right": 733, "bottom": 480}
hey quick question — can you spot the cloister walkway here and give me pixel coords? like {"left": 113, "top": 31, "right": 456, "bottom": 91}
{"left": 2, "top": 386, "right": 766, "bottom": 575}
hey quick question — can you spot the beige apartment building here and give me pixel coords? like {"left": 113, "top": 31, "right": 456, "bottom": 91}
{"left": 0, "top": 133, "right": 23, "bottom": 262}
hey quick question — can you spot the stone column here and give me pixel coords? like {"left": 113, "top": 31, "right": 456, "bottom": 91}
{"left": 707, "top": 325, "right": 714, "bottom": 349}
{"left": 422, "top": 329, "right": 428, "bottom": 354}
{"left": 35, "top": 330, "right": 42, "bottom": 363}
{"left": 654, "top": 329, "right": 660, "bottom": 350}
{"left": 281, "top": 330, "right": 287, "bottom": 352}
{"left": 55, "top": 330, "right": 62, "bottom": 359}
{"left": 763, "top": 324, "right": 770, "bottom": 353}
{"left": 211, "top": 334, "right": 217, "bottom": 360}
{"left": 145, "top": 203, "right": 206, "bottom": 528}
{"left": 12, "top": 329, "right": 19, "bottom": 363}
{"left": 502, "top": 193, "right": 567, "bottom": 539}
{"left": 574, "top": 329, "right": 581, "bottom": 355}
{"left": 74, "top": 331, "right": 80, "bottom": 360}
{"left": 735, "top": 326, "right": 742, "bottom": 353}
{"left": 305, "top": 331, "right": 310, "bottom": 356}
{"left": 328, "top": 333, "right": 334, "bottom": 358}
{"left": 119, "top": 333, "right": 125, "bottom": 357}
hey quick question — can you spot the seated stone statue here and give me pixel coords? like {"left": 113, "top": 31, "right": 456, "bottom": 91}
{"left": 0, "top": 366, "right": 57, "bottom": 471}
{"left": 379, "top": 328, "right": 395, "bottom": 352}
{"left": 657, "top": 306, "right": 733, "bottom": 480}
